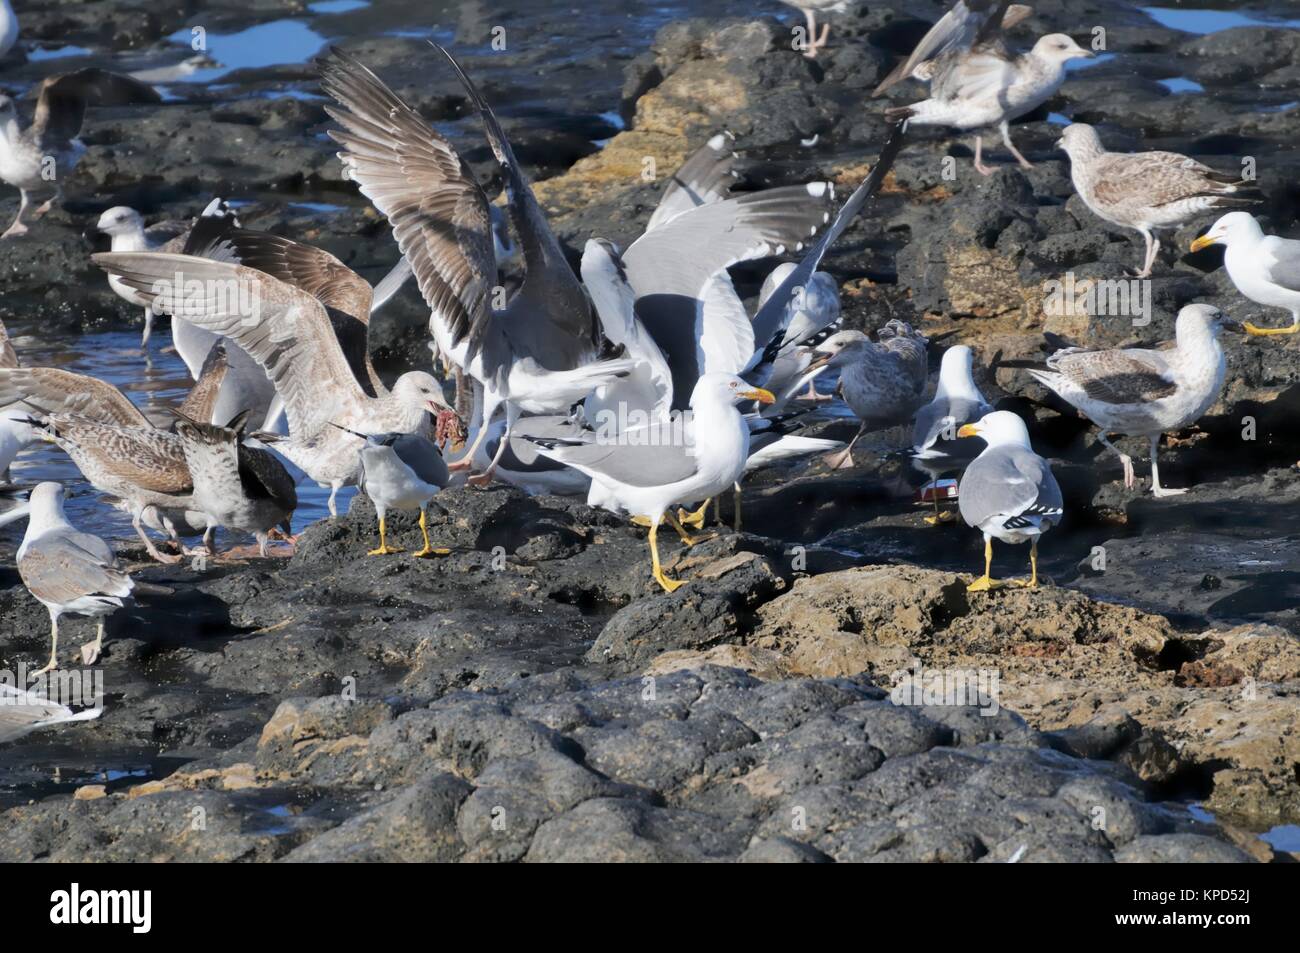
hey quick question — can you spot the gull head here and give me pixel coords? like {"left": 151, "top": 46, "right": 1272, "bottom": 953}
{"left": 956, "top": 411, "right": 1032, "bottom": 449}
{"left": 27, "top": 481, "right": 67, "bottom": 520}
{"left": 393, "top": 370, "right": 455, "bottom": 416}
{"left": 1176, "top": 302, "right": 1243, "bottom": 338}
{"left": 691, "top": 372, "right": 775, "bottom": 409}
{"left": 1190, "top": 211, "right": 1262, "bottom": 253}
{"left": 1056, "top": 123, "right": 1102, "bottom": 157}
{"left": 807, "top": 329, "right": 871, "bottom": 372}
{"left": 95, "top": 206, "right": 144, "bottom": 238}
{"left": 1032, "top": 33, "right": 1094, "bottom": 66}
{"left": 938, "top": 344, "right": 980, "bottom": 393}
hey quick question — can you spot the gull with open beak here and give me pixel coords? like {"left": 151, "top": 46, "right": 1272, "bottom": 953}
{"left": 956, "top": 411, "right": 1062, "bottom": 592}
{"left": 523, "top": 373, "right": 774, "bottom": 593}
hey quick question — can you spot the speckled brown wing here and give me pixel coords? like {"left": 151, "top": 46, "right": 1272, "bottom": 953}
{"left": 49, "top": 415, "right": 192, "bottom": 494}
{"left": 18, "top": 533, "right": 129, "bottom": 607}
{"left": 177, "top": 342, "right": 230, "bottom": 423}
{"left": 1055, "top": 350, "right": 1177, "bottom": 405}
{"left": 1091, "top": 151, "right": 1238, "bottom": 211}
{"left": 318, "top": 47, "right": 495, "bottom": 354}
{"left": 0, "top": 367, "right": 151, "bottom": 428}
{"left": 0, "top": 319, "right": 17, "bottom": 369}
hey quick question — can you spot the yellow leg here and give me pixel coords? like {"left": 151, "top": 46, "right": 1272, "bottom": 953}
{"left": 1013, "top": 538, "right": 1040, "bottom": 588}
{"left": 676, "top": 499, "right": 711, "bottom": 530}
{"left": 630, "top": 515, "right": 653, "bottom": 528}
{"left": 649, "top": 520, "right": 685, "bottom": 592}
{"left": 1244, "top": 321, "right": 1300, "bottom": 336}
{"left": 31, "top": 617, "right": 59, "bottom": 677}
{"left": 413, "top": 509, "right": 450, "bottom": 558}
{"left": 732, "top": 482, "right": 742, "bottom": 532}
{"left": 367, "top": 516, "right": 404, "bottom": 556}
{"left": 966, "top": 538, "right": 1003, "bottom": 592}
{"left": 665, "top": 510, "right": 713, "bottom": 548}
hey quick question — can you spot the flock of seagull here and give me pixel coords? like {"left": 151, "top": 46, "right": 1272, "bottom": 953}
{"left": 0, "top": 0, "right": 1296, "bottom": 687}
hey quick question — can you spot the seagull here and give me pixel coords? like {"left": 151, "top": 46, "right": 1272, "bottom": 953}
{"left": 1026, "top": 303, "right": 1238, "bottom": 497}
{"left": 332, "top": 425, "right": 450, "bottom": 557}
{"left": 91, "top": 250, "right": 457, "bottom": 517}
{"left": 0, "top": 0, "right": 18, "bottom": 61}
{"left": 805, "top": 322, "right": 930, "bottom": 469}
{"left": 94, "top": 198, "right": 237, "bottom": 346}
{"left": 755, "top": 262, "right": 841, "bottom": 405}
{"left": 908, "top": 344, "right": 994, "bottom": 522}
{"left": 29, "top": 413, "right": 197, "bottom": 563}
{"left": 174, "top": 411, "right": 297, "bottom": 557}
{"left": 779, "top": 0, "right": 851, "bottom": 58}
{"left": 880, "top": 2, "right": 1091, "bottom": 176}
{"left": 17, "top": 482, "right": 171, "bottom": 674}
{"left": 0, "top": 69, "right": 160, "bottom": 238}
{"left": 0, "top": 316, "right": 38, "bottom": 483}
{"left": 527, "top": 373, "right": 776, "bottom": 592}
{"left": 317, "top": 45, "right": 635, "bottom": 486}
{"left": 1190, "top": 212, "right": 1300, "bottom": 336}
{"left": 1061, "top": 124, "right": 1258, "bottom": 278}
{"left": 0, "top": 683, "right": 102, "bottom": 745}
{"left": 955, "top": 410, "right": 1062, "bottom": 591}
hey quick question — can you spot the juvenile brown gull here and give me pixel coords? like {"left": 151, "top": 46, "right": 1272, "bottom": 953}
{"left": 874, "top": 1, "right": 1034, "bottom": 97}
{"left": 17, "top": 482, "right": 171, "bottom": 674}
{"left": 805, "top": 322, "right": 930, "bottom": 469}
{"left": 0, "top": 69, "right": 160, "bottom": 238}
{"left": 175, "top": 411, "right": 297, "bottom": 557}
{"left": 882, "top": 10, "right": 1091, "bottom": 176}
{"left": 1060, "top": 123, "right": 1257, "bottom": 278}
{"left": 956, "top": 410, "right": 1061, "bottom": 591}
{"left": 1190, "top": 211, "right": 1300, "bottom": 336}
{"left": 1026, "top": 303, "right": 1237, "bottom": 497}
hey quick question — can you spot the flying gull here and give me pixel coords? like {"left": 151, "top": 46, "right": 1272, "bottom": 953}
{"left": 529, "top": 373, "right": 776, "bottom": 592}
{"left": 0, "top": 69, "right": 160, "bottom": 238}
{"left": 804, "top": 322, "right": 930, "bottom": 469}
{"left": 956, "top": 410, "right": 1062, "bottom": 591}
{"left": 1026, "top": 303, "right": 1237, "bottom": 497}
{"left": 908, "top": 344, "right": 994, "bottom": 522}
{"left": 174, "top": 411, "right": 298, "bottom": 557}
{"left": 92, "top": 249, "right": 457, "bottom": 516}
{"left": 318, "top": 45, "right": 635, "bottom": 485}
{"left": 1060, "top": 123, "right": 1258, "bottom": 278}
{"left": 881, "top": 3, "right": 1091, "bottom": 176}
{"left": 0, "top": 683, "right": 102, "bottom": 745}
{"left": 333, "top": 425, "right": 451, "bottom": 557}
{"left": 17, "top": 482, "right": 171, "bottom": 674}
{"left": 1190, "top": 212, "right": 1300, "bottom": 336}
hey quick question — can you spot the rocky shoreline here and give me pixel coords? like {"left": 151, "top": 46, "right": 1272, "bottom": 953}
{"left": 1, "top": 0, "right": 1298, "bottom": 861}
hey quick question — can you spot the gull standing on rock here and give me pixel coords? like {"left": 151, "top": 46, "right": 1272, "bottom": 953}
{"left": 956, "top": 411, "right": 1062, "bottom": 591}
{"left": 527, "top": 373, "right": 775, "bottom": 593}
{"left": 1190, "top": 212, "right": 1300, "bottom": 336}
{"left": 333, "top": 426, "right": 450, "bottom": 558}
{"left": 17, "top": 482, "right": 171, "bottom": 674}
{"left": 0, "top": 69, "right": 160, "bottom": 238}
{"left": 1026, "top": 303, "right": 1238, "bottom": 497}
{"left": 174, "top": 411, "right": 297, "bottom": 557}
{"left": 806, "top": 322, "right": 929, "bottom": 469}
{"left": 780, "top": 0, "right": 850, "bottom": 58}
{"left": 1060, "top": 124, "right": 1258, "bottom": 278}
{"left": 908, "top": 344, "right": 994, "bottom": 521}
{"left": 880, "top": 1, "right": 1091, "bottom": 176}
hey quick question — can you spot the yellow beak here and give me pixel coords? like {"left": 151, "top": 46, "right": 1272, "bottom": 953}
{"left": 739, "top": 387, "right": 776, "bottom": 405}
{"left": 1189, "top": 235, "right": 1218, "bottom": 253}
{"left": 957, "top": 424, "right": 980, "bottom": 438}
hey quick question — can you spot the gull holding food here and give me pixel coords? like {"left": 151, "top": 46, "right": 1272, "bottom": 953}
{"left": 1060, "top": 124, "right": 1258, "bottom": 278}
{"left": 0, "top": 69, "right": 160, "bottom": 238}
{"left": 1026, "top": 303, "right": 1237, "bottom": 497}
{"left": 1190, "top": 211, "right": 1300, "bottom": 337}
{"left": 879, "top": 0, "right": 1091, "bottom": 175}
{"left": 956, "top": 411, "right": 1061, "bottom": 591}
{"left": 17, "top": 482, "right": 171, "bottom": 674}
